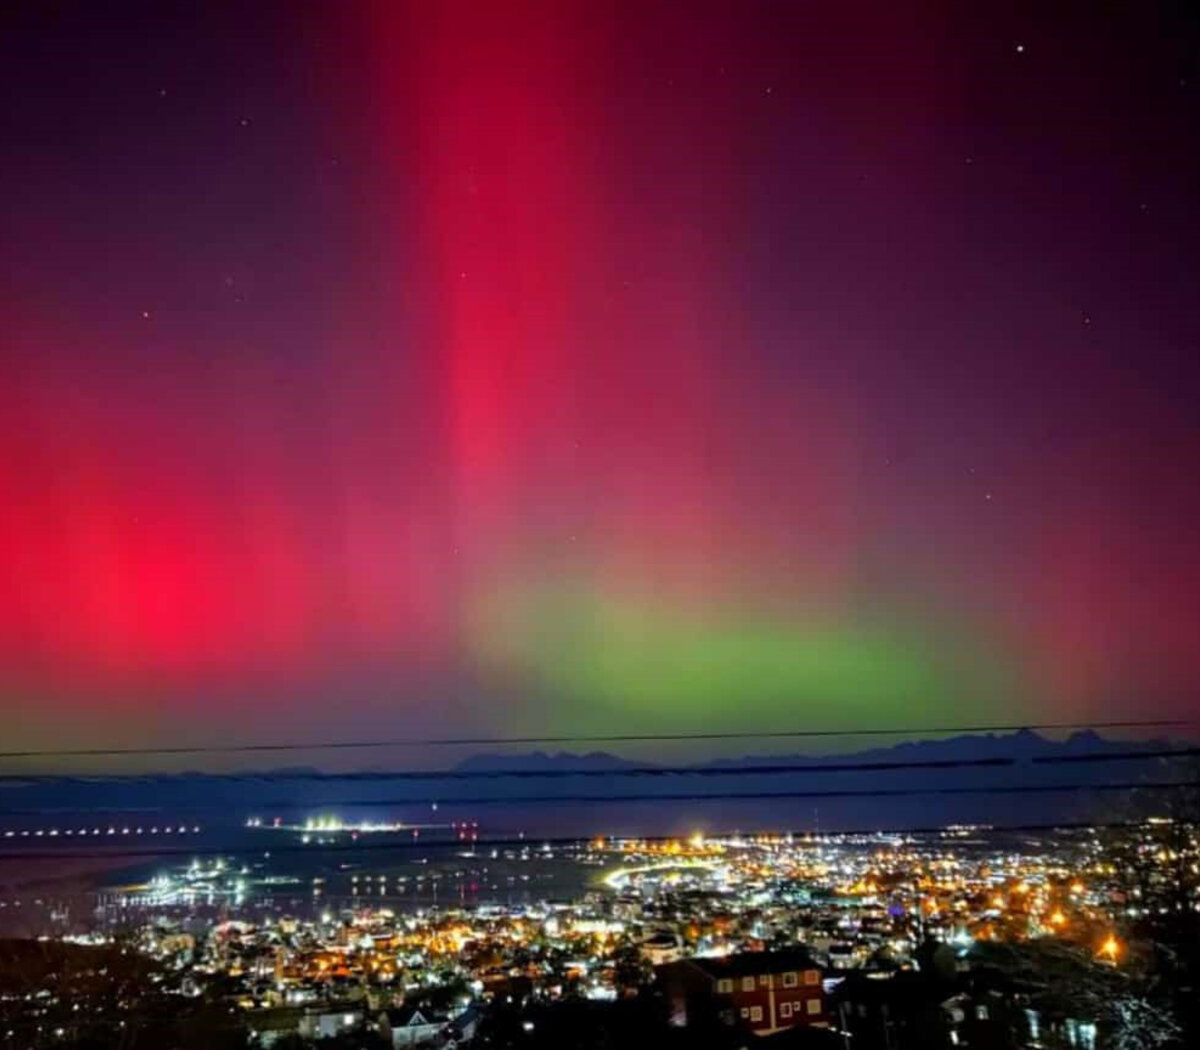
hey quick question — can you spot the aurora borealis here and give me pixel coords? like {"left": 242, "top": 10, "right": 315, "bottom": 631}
{"left": 2, "top": 1, "right": 1199, "bottom": 754}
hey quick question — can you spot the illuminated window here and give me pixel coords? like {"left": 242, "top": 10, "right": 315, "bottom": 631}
{"left": 781, "top": 1003, "right": 792, "bottom": 1019}
{"left": 740, "top": 1007, "right": 749, "bottom": 1019}
{"left": 1025, "top": 1009, "right": 1041, "bottom": 1041}
{"left": 807, "top": 999, "right": 820, "bottom": 1016}
{"left": 759, "top": 974, "right": 770, "bottom": 987}
{"left": 742, "top": 977, "right": 756, "bottom": 992}
{"left": 782, "top": 972, "right": 798, "bottom": 988}
{"left": 804, "top": 970, "right": 820, "bottom": 986}
{"left": 717, "top": 978, "right": 733, "bottom": 994}
{"left": 751, "top": 1006, "right": 763, "bottom": 1023}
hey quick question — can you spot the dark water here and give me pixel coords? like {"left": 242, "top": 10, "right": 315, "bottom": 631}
{"left": 1, "top": 742, "right": 1170, "bottom": 936}
{"left": 0, "top": 825, "right": 606, "bottom": 937}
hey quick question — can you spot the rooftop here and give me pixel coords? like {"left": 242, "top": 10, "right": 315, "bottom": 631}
{"left": 674, "top": 949, "right": 820, "bottom": 979}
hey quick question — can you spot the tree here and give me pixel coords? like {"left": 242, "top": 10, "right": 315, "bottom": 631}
{"left": 611, "top": 945, "right": 652, "bottom": 993}
{"left": 1107, "top": 996, "right": 1182, "bottom": 1050}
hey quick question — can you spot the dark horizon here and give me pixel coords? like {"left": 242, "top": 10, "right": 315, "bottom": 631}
{"left": 2, "top": 727, "right": 1195, "bottom": 841}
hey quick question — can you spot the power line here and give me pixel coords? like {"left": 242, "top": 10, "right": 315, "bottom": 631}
{"left": 2, "top": 746, "right": 1194, "bottom": 787}
{"left": 0, "top": 719, "right": 1190, "bottom": 761}
{"left": 0, "top": 755, "right": 1021, "bottom": 785}
{"left": 103, "top": 777, "right": 1200, "bottom": 809}
{"left": 310, "top": 778, "right": 1197, "bottom": 807}
{"left": 0, "top": 778, "right": 1194, "bottom": 823}
{"left": 0, "top": 816, "right": 1190, "bottom": 862}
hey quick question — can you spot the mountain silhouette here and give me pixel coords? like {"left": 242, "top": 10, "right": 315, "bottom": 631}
{"left": 1, "top": 730, "right": 1194, "bottom": 839}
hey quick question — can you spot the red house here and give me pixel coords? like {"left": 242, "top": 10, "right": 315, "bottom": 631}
{"left": 660, "top": 949, "right": 828, "bottom": 1036}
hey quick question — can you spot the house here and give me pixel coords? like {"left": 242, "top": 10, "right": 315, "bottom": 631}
{"left": 660, "top": 949, "right": 828, "bottom": 1036}
{"left": 639, "top": 931, "right": 685, "bottom": 966}
{"left": 247, "top": 1008, "right": 304, "bottom": 1047}
{"left": 481, "top": 971, "right": 533, "bottom": 1004}
{"left": 380, "top": 1005, "right": 444, "bottom": 1047}
{"left": 443, "top": 1004, "right": 485, "bottom": 1046}
{"left": 833, "top": 969, "right": 1023, "bottom": 1049}
{"left": 298, "top": 1007, "right": 363, "bottom": 1040}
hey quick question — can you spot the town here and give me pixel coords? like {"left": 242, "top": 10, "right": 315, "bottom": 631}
{"left": 1, "top": 819, "right": 1194, "bottom": 1048}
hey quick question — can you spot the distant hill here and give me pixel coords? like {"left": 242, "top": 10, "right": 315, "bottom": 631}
{"left": 456, "top": 727, "right": 1189, "bottom": 772}
{"left": 454, "top": 750, "right": 644, "bottom": 773}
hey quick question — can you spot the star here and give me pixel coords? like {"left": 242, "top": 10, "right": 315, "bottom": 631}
{"left": 1015, "top": 43, "right": 1025, "bottom": 54}
{"left": 141, "top": 310, "right": 151, "bottom": 319}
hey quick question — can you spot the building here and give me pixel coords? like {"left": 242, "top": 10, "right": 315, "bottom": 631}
{"left": 443, "top": 1004, "right": 485, "bottom": 1046}
{"left": 298, "top": 1007, "right": 363, "bottom": 1040}
{"left": 661, "top": 950, "right": 828, "bottom": 1036}
{"left": 379, "top": 1005, "right": 444, "bottom": 1047}
{"left": 833, "top": 969, "right": 1018, "bottom": 1050}
{"left": 639, "top": 931, "right": 685, "bottom": 966}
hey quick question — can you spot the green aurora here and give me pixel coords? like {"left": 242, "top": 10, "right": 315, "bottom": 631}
{"left": 466, "top": 575, "right": 1029, "bottom": 737}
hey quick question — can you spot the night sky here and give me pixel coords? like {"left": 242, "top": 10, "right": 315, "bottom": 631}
{"left": 2, "top": 1, "right": 1199, "bottom": 753}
